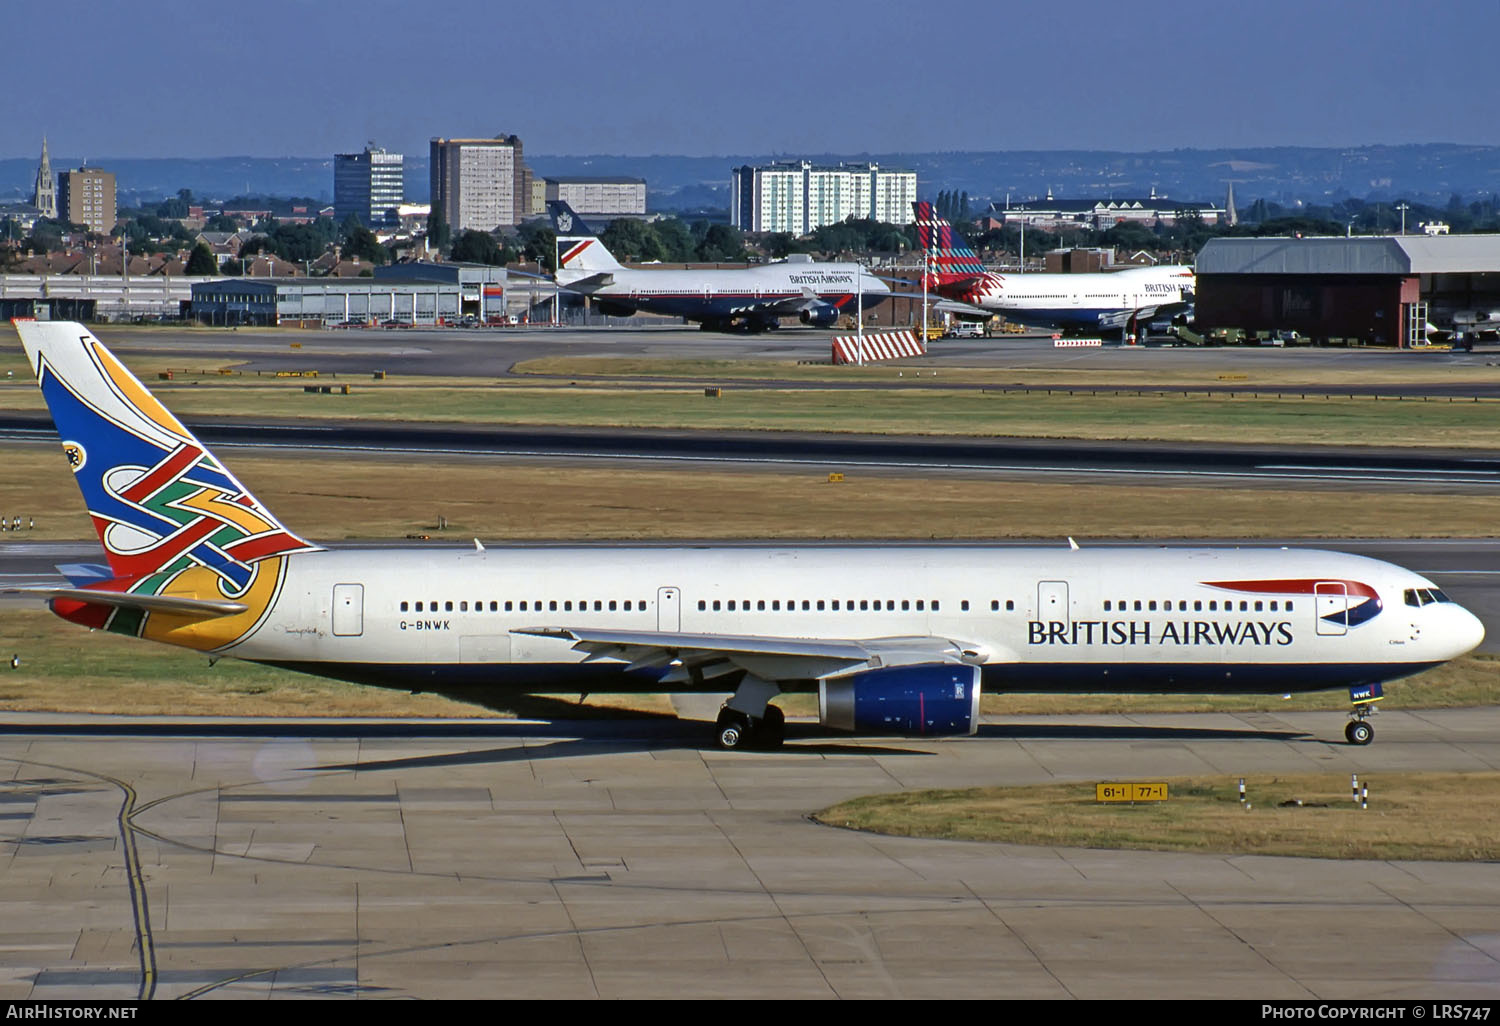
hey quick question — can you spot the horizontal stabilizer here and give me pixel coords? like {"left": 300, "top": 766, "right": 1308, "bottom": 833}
{"left": 3, "top": 586, "right": 249, "bottom": 620}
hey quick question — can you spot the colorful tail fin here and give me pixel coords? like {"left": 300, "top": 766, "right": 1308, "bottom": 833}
{"left": 913, "top": 201, "right": 987, "bottom": 289}
{"left": 547, "top": 200, "right": 623, "bottom": 273}
{"left": 13, "top": 320, "right": 318, "bottom": 594}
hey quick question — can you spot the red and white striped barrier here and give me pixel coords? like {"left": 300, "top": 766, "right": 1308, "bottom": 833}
{"left": 832, "top": 330, "right": 927, "bottom": 365}
{"left": 1053, "top": 338, "right": 1103, "bottom": 348}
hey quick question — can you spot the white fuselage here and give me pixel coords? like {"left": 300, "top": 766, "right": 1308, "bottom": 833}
{"left": 228, "top": 545, "right": 1482, "bottom": 695}
{"left": 952, "top": 265, "right": 1195, "bottom": 330}
{"left": 558, "top": 260, "right": 890, "bottom": 321}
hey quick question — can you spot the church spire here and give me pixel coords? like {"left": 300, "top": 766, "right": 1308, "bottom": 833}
{"left": 32, "top": 137, "right": 56, "bottom": 220}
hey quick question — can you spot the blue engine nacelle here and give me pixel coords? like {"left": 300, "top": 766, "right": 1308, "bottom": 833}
{"left": 819, "top": 664, "right": 982, "bottom": 737}
{"left": 799, "top": 304, "right": 840, "bottom": 327}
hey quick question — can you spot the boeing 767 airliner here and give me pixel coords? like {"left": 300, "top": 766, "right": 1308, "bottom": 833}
{"left": 5, "top": 320, "right": 1484, "bottom": 748}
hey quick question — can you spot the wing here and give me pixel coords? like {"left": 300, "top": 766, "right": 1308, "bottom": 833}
{"left": 513, "top": 626, "right": 995, "bottom": 684}
{"left": 1096, "top": 299, "right": 1193, "bottom": 330}
{"left": 933, "top": 298, "right": 992, "bottom": 319}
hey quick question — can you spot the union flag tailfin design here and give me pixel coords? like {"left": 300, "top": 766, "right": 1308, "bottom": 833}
{"left": 913, "top": 201, "right": 987, "bottom": 285}
{"left": 548, "top": 200, "right": 623, "bottom": 273}
{"left": 13, "top": 320, "right": 319, "bottom": 596}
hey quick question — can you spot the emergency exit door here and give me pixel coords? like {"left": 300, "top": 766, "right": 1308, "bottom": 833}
{"left": 332, "top": 584, "right": 364, "bottom": 636}
{"left": 1037, "top": 581, "right": 1069, "bottom": 625}
{"left": 657, "top": 587, "right": 680, "bottom": 631}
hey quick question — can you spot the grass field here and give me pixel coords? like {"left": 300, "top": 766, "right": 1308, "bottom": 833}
{"left": 7, "top": 444, "right": 1500, "bottom": 543}
{"left": 814, "top": 772, "right": 1500, "bottom": 861}
{"left": 513, "top": 353, "right": 1500, "bottom": 389}
{"left": 4, "top": 368, "right": 1500, "bottom": 449}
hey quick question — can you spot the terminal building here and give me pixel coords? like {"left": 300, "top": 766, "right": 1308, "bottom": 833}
{"left": 543, "top": 176, "right": 647, "bottom": 219}
{"left": 1196, "top": 235, "right": 1500, "bottom": 347}
{"left": 991, "top": 189, "right": 1228, "bottom": 231}
{"left": 333, "top": 145, "right": 404, "bottom": 228}
{"left": 189, "top": 263, "right": 509, "bottom": 326}
{"left": 730, "top": 161, "right": 917, "bottom": 235}
{"left": 430, "top": 135, "right": 533, "bottom": 232}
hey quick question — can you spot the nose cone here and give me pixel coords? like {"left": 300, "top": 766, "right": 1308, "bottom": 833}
{"left": 1446, "top": 605, "right": 1487, "bottom": 659}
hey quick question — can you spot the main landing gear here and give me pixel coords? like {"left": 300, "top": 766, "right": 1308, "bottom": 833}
{"left": 714, "top": 704, "right": 785, "bottom": 750}
{"left": 713, "top": 673, "right": 785, "bottom": 750}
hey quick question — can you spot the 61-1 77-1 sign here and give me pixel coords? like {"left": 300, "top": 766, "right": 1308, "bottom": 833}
{"left": 1096, "top": 782, "right": 1169, "bottom": 803}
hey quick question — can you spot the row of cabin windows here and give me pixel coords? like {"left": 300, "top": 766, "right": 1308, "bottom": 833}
{"left": 697, "top": 598, "right": 952, "bottom": 613}
{"left": 400, "top": 599, "right": 648, "bottom": 613}
{"left": 1102, "top": 599, "right": 1293, "bottom": 613}
{"left": 692, "top": 599, "right": 1025, "bottom": 613}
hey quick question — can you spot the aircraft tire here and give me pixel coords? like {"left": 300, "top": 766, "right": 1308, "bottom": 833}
{"left": 1345, "top": 720, "right": 1373, "bottom": 746}
{"left": 715, "top": 708, "right": 752, "bottom": 750}
{"left": 758, "top": 705, "right": 785, "bottom": 749}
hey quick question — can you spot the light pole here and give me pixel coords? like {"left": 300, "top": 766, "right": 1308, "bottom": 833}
{"left": 1396, "top": 202, "right": 1410, "bottom": 236}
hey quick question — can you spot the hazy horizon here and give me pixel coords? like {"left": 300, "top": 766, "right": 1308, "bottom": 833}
{"left": 7, "top": 0, "right": 1497, "bottom": 161}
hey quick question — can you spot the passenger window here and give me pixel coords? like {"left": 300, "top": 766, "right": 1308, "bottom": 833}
{"left": 698, "top": 600, "right": 706, "bottom": 611}
{"left": 564, "top": 601, "right": 572, "bottom": 612}
{"left": 961, "top": 600, "right": 969, "bottom": 612}
{"left": 505, "top": 601, "right": 513, "bottom": 612}
{"left": 1254, "top": 601, "right": 1263, "bottom": 612}
{"left": 1103, "top": 600, "right": 1110, "bottom": 611}
{"left": 594, "top": 601, "right": 601, "bottom": 611}
{"left": 401, "top": 601, "right": 409, "bottom": 612}
{"left": 519, "top": 601, "right": 527, "bottom": 611}
{"left": 832, "top": 600, "right": 839, "bottom": 611}
{"left": 1133, "top": 601, "right": 1142, "bottom": 611}
{"left": 1239, "top": 601, "right": 1248, "bottom": 611}
{"left": 860, "top": 600, "right": 868, "bottom": 611}
{"left": 772, "top": 600, "right": 780, "bottom": 611}
{"left": 549, "top": 600, "right": 557, "bottom": 611}
{"left": 712, "top": 600, "right": 720, "bottom": 611}
{"left": 1194, "top": 600, "right": 1202, "bottom": 611}
{"left": 460, "top": 601, "right": 468, "bottom": 612}
{"left": 758, "top": 600, "right": 765, "bottom": 611}
{"left": 802, "top": 600, "right": 811, "bottom": 611}
{"left": 1148, "top": 601, "right": 1157, "bottom": 611}
{"left": 932, "top": 600, "right": 940, "bottom": 611}
{"left": 886, "top": 600, "right": 895, "bottom": 611}
{"left": 1006, "top": 600, "right": 1014, "bottom": 611}
{"left": 609, "top": 600, "right": 617, "bottom": 611}
{"left": 490, "top": 601, "right": 498, "bottom": 612}
{"left": 916, "top": 600, "right": 924, "bottom": 611}
{"left": 1286, "top": 601, "right": 1293, "bottom": 611}
{"left": 728, "top": 600, "right": 736, "bottom": 611}
{"left": 445, "top": 601, "right": 453, "bottom": 612}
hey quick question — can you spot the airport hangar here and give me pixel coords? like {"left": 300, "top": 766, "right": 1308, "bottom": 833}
{"left": 188, "top": 262, "right": 514, "bottom": 326}
{"left": 1196, "top": 234, "right": 1500, "bottom": 347}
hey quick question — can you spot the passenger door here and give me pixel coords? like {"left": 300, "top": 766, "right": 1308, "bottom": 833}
{"left": 1037, "top": 581, "right": 1069, "bottom": 626}
{"left": 1315, "top": 582, "right": 1348, "bottom": 636}
{"left": 657, "top": 587, "right": 681, "bottom": 631}
{"left": 332, "top": 584, "right": 364, "bottom": 637}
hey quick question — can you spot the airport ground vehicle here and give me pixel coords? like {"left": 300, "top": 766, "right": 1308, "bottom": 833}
{"left": 6, "top": 321, "right": 1485, "bottom": 749}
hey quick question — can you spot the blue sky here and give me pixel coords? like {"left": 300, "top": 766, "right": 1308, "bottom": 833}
{"left": 8, "top": 0, "right": 1498, "bottom": 158}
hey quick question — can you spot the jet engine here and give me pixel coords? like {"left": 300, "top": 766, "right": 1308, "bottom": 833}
{"left": 799, "top": 304, "right": 841, "bottom": 327}
{"left": 593, "top": 300, "right": 637, "bottom": 318}
{"left": 819, "top": 664, "right": 982, "bottom": 737}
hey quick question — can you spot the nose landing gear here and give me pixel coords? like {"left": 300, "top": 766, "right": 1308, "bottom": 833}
{"left": 1343, "top": 682, "right": 1383, "bottom": 746}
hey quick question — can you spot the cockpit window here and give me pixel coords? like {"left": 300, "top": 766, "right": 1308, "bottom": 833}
{"left": 1405, "top": 588, "right": 1452, "bottom": 607}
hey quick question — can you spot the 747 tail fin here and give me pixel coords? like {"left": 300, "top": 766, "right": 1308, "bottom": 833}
{"left": 913, "top": 201, "right": 988, "bottom": 290}
{"left": 547, "top": 200, "right": 623, "bottom": 273}
{"left": 13, "top": 320, "right": 318, "bottom": 596}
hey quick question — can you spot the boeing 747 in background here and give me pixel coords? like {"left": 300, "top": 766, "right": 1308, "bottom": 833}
{"left": 4, "top": 320, "right": 1484, "bottom": 748}
{"left": 549, "top": 201, "right": 889, "bottom": 332}
{"left": 915, "top": 201, "right": 1196, "bottom": 335}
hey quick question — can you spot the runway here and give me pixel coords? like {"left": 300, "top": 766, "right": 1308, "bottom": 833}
{"left": 77, "top": 325, "right": 1500, "bottom": 392}
{"left": 3, "top": 709, "right": 1499, "bottom": 999}
{"left": 3, "top": 412, "right": 1499, "bottom": 491}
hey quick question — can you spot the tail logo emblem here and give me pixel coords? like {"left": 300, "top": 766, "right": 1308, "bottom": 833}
{"left": 63, "top": 441, "right": 85, "bottom": 470}
{"left": 557, "top": 212, "right": 573, "bottom": 232}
